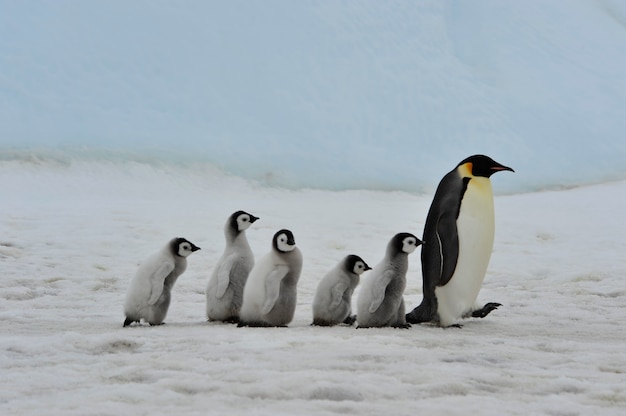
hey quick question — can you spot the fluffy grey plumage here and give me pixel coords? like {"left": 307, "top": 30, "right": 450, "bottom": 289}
{"left": 356, "top": 233, "right": 421, "bottom": 328}
{"left": 206, "top": 211, "right": 258, "bottom": 323}
{"left": 124, "top": 237, "right": 200, "bottom": 327}
{"left": 312, "top": 255, "right": 370, "bottom": 326}
{"left": 238, "top": 229, "right": 303, "bottom": 327}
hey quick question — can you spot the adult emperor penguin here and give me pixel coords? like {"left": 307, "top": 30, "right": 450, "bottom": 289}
{"left": 123, "top": 237, "right": 201, "bottom": 327}
{"left": 206, "top": 210, "right": 259, "bottom": 323}
{"left": 356, "top": 233, "right": 422, "bottom": 328}
{"left": 312, "top": 255, "right": 371, "bottom": 326}
{"left": 406, "top": 154, "right": 514, "bottom": 327}
{"left": 238, "top": 229, "right": 303, "bottom": 327}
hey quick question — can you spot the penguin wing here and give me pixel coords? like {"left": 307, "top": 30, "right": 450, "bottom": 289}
{"left": 215, "top": 254, "right": 238, "bottom": 299}
{"left": 260, "top": 265, "right": 289, "bottom": 315}
{"left": 368, "top": 270, "right": 395, "bottom": 313}
{"left": 147, "top": 261, "right": 175, "bottom": 305}
{"left": 329, "top": 281, "right": 349, "bottom": 310}
{"left": 435, "top": 211, "right": 459, "bottom": 286}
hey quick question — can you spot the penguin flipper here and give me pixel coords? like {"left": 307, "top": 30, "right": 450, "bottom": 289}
{"left": 215, "top": 254, "right": 238, "bottom": 299}
{"left": 261, "top": 265, "right": 289, "bottom": 315}
{"left": 368, "top": 270, "right": 395, "bottom": 313}
{"left": 148, "top": 261, "right": 175, "bottom": 305}
{"left": 435, "top": 211, "right": 459, "bottom": 286}
{"left": 329, "top": 281, "right": 349, "bottom": 310}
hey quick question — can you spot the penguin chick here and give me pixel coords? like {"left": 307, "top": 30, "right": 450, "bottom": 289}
{"left": 206, "top": 211, "right": 259, "bottom": 323}
{"left": 238, "top": 229, "right": 303, "bottom": 327}
{"left": 312, "top": 255, "right": 370, "bottom": 326}
{"left": 406, "top": 154, "right": 513, "bottom": 327}
{"left": 356, "top": 233, "right": 422, "bottom": 329}
{"left": 123, "top": 237, "right": 200, "bottom": 327}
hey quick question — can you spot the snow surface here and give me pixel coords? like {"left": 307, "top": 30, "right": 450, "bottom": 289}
{"left": 2, "top": 0, "right": 626, "bottom": 192}
{"left": 1, "top": 160, "right": 625, "bottom": 415}
{"left": 2, "top": 1, "right": 626, "bottom": 413}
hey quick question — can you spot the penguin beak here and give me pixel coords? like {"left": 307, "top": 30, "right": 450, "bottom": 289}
{"left": 491, "top": 164, "right": 514, "bottom": 173}
{"left": 191, "top": 245, "right": 201, "bottom": 252}
{"left": 250, "top": 215, "right": 260, "bottom": 223}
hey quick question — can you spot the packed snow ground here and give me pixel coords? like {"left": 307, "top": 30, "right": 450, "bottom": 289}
{"left": 1, "top": 160, "right": 625, "bottom": 415}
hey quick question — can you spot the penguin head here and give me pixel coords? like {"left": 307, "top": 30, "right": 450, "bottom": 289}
{"left": 171, "top": 237, "right": 201, "bottom": 257}
{"left": 457, "top": 155, "right": 514, "bottom": 178}
{"left": 273, "top": 229, "right": 297, "bottom": 253}
{"left": 230, "top": 210, "right": 259, "bottom": 232}
{"left": 345, "top": 254, "right": 371, "bottom": 275}
{"left": 389, "top": 232, "right": 423, "bottom": 255}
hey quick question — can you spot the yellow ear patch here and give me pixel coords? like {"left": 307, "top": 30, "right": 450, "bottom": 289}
{"left": 458, "top": 162, "right": 474, "bottom": 178}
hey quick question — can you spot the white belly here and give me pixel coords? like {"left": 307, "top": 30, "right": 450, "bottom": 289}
{"left": 435, "top": 178, "right": 495, "bottom": 326}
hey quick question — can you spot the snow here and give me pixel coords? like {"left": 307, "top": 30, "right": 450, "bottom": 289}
{"left": 1, "top": 160, "right": 625, "bottom": 415}
{"left": 2, "top": 0, "right": 626, "bottom": 413}
{"left": 2, "top": 1, "right": 626, "bottom": 192}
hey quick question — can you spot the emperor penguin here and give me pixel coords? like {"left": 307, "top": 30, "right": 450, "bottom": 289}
{"left": 312, "top": 255, "right": 371, "bottom": 326}
{"left": 124, "top": 237, "right": 201, "bottom": 327}
{"left": 206, "top": 210, "right": 259, "bottom": 323}
{"left": 238, "top": 229, "right": 303, "bottom": 327}
{"left": 406, "top": 154, "right": 514, "bottom": 327}
{"left": 356, "top": 233, "right": 422, "bottom": 328}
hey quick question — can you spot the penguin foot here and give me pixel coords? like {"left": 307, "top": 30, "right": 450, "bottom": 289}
{"left": 406, "top": 301, "right": 436, "bottom": 324}
{"left": 342, "top": 315, "right": 357, "bottom": 326}
{"left": 471, "top": 302, "right": 502, "bottom": 318}
{"left": 312, "top": 318, "right": 334, "bottom": 327}
{"left": 224, "top": 316, "right": 240, "bottom": 324}
{"left": 123, "top": 317, "right": 138, "bottom": 327}
{"left": 149, "top": 322, "right": 165, "bottom": 326}
{"left": 238, "top": 320, "right": 282, "bottom": 328}
{"left": 392, "top": 323, "right": 412, "bottom": 329}
{"left": 445, "top": 323, "right": 463, "bottom": 329}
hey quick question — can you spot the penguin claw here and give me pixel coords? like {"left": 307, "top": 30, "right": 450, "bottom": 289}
{"left": 471, "top": 302, "right": 502, "bottom": 318}
{"left": 342, "top": 315, "right": 357, "bottom": 326}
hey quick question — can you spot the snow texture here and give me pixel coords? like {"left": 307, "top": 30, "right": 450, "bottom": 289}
{"left": 1, "top": 160, "right": 625, "bottom": 415}
{"left": 1, "top": 1, "right": 626, "bottom": 414}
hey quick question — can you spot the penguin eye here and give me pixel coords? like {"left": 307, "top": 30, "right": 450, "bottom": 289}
{"left": 242, "top": 216, "right": 249, "bottom": 222}
{"left": 182, "top": 244, "right": 190, "bottom": 251}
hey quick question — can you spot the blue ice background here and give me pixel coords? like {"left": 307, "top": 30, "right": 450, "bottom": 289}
{"left": 1, "top": 0, "right": 626, "bottom": 193}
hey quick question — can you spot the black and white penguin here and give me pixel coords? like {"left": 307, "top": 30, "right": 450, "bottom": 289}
{"left": 312, "top": 255, "right": 370, "bottom": 326}
{"left": 356, "top": 233, "right": 422, "bottom": 328}
{"left": 123, "top": 237, "right": 201, "bottom": 327}
{"left": 206, "top": 210, "right": 259, "bottom": 323}
{"left": 238, "top": 229, "right": 303, "bottom": 327}
{"left": 406, "top": 154, "right": 513, "bottom": 327}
